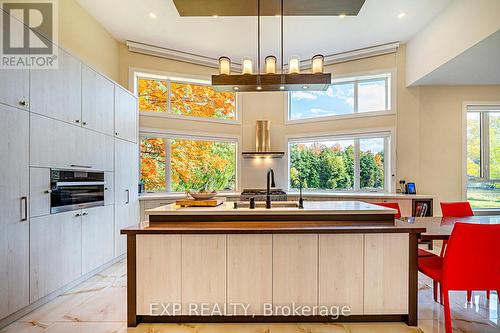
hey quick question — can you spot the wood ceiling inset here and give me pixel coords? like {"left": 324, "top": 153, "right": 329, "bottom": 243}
{"left": 172, "top": 0, "right": 366, "bottom": 16}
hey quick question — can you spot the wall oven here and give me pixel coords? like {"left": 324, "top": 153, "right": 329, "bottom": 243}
{"left": 50, "top": 169, "right": 105, "bottom": 214}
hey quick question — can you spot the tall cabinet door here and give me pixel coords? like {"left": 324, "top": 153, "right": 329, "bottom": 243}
{"left": 82, "top": 205, "right": 114, "bottom": 274}
{"left": 0, "top": 68, "right": 29, "bottom": 110}
{"left": 0, "top": 105, "right": 30, "bottom": 319}
{"left": 114, "top": 138, "right": 139, "bottom": 256}
{"left": 114, "top": 86, "right": 137, "bottom": 143}
{"left": 82, "top": 65, "right": 115, "bottom": 136}
{"left": 30, "top": 211, "right": 82, "bottom": 302}
{"left": 29, "top": 47, "right": 82, "bottom": 125}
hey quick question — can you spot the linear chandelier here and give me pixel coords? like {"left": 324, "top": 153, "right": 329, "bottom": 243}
{"left": 211, "top": 0, "right": 331, "bottom": 92}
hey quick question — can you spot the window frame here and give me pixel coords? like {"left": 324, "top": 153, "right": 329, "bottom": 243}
{"left": 132, "top": 69, "right": 241, "bottom": 125}
{"left": 462, "top": 102, "right": 500, "bottom": 211}
{"left": 140, "top": 129, "right": 241, "bottom": 193}
{"left": 285, "top": 70, "right": 395, "bottom": 124}
{"left": 285, "top": 129, "right": 395, "bottom": 193}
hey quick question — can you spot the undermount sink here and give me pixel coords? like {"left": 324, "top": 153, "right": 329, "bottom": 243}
{"left": 236, "top": 201, "right": 300, "bottom": 208}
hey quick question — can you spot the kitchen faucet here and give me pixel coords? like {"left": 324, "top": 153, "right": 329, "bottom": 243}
{"left": 266, "top": 168, "right": 275, "bottom": 209}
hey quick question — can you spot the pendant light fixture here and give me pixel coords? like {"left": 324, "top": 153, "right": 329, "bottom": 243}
{"left": 212, "top": 0, "right": 331, "bottom": 92}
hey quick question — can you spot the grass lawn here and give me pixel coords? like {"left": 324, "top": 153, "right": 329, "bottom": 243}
{"left": 467, "top": 188, "right": 500, "bottom": 209}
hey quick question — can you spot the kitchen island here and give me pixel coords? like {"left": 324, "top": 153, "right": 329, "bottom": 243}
{"left": 121, "top": 201, "right": 425, "bottom": 327}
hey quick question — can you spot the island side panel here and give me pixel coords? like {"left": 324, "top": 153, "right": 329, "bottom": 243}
{"left": 181, "top": 235, "right": 226, "bottom": 315}
{"left": 363, "top": 233, "right": 409, "bottom": 315}
{"left": 227, "top": 235, "right": 273, "bottom": 315}
{"left": 318, "top": 234, "right": 364, "bottom": 315}
{"left": 136, "top": 235, "right": 182, "bottom": 315}
{"left": 272, "top": 234, "right": 318, "bottom": 309}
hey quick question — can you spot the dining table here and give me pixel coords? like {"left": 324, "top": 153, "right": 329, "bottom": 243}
{"left": 397, "top": 215, "right": 500, "bottom": 240}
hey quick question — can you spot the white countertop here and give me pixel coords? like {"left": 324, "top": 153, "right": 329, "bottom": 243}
{"left": 146, "top": 200, "right": 397, "bottom": 216}
{"left": 139, "top": 191, "right": 432, "bottom": 201}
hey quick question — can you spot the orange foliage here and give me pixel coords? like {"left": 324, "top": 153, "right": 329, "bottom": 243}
{"left": 138, "top": 78, "right": 236, "bottom": 120}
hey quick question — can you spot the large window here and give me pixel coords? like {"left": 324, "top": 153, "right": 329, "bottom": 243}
{"left": 140, "top": 135, "right": 237, "bottom": 192}
{"left": 289, "top": 73, "right": 391, "bottom": 121}
{"left": 137, "top": 76, "right": 237, "bottom": 121}
{"left": 466, "top": 105, "right": 500, "bottom": 208}
{"left": 288, "top": 133, "right": 390, "bottom": 192}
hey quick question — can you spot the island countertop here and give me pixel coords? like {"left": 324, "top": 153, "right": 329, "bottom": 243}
{"left": 144, "top": 200, "right": 399, "bottom": 224}
{"left": 147, "top": 200, "right": 396, "bottom": 216}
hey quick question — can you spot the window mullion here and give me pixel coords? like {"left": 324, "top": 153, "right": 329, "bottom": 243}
{"left": 165, "top": 139, "right": 172, "bottom": 192}
{"left": 483, "top": 112, "right": 490, "bottom": 181}
{"left": 354, "top": 139, "right": 360, "bottom": 191}
{"left": 353, "top": 81, "right": 359, "bottom": 113}
{"left": 167, "top": 80, "right": 172, "bottom": 115}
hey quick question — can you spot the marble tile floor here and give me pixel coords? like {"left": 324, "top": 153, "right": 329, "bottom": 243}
{"left": 1, "top": 255, "right": 498, "bottom": 333}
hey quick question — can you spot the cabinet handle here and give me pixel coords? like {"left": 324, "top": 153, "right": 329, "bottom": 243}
{"left": 75, "top": 213, "right": 82, "bottom": 217}
{"left": 20, "top": 196, "right": 28, "bottom": 222}
{"left": 82, "top": 212, "right": 88, "bottom": 216}
{"left": 70, "top": 164, "right": 92, "bottom": 169}
{"left": 19, "top": 100, "right": 29, "bottom": 107}
{"left": 126, "top": 189, "right": 130, "bottom": 204}
{"left": 82, "top": 121, "right": 87, "bottom": 126}
{"left": 44, "top": 189, "right": 52, "bottom": 194}
{"left": 75, "top": 119, "right": 80, "bottom": 124}
{"left": 115, "top": 132, "right": 119, "bottom": 136}
{"left": 104, "top": 187, "right": 109, "bottom": 191}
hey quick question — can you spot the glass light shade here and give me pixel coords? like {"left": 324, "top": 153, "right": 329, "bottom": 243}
{"left": 218, "top": 57, "right": 231, "bottom": 75}
{"left": 242, "top": 57, "right": 253, "bottom": 74}
{"left": 265, "top": 56, "right": 277, "bottom": 74}
{"left": 288, "top": 56, "right": 300, "bottom": 74}
{"left": 311, "top": 54, "right": 324, "bottom": 74}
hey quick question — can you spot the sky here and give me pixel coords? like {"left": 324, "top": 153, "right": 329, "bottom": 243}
{"left": 290, "top": 79, "right": 386, "bottom": 120}
{"left": 291, "top": 137, "right": 384, "bottom": 154}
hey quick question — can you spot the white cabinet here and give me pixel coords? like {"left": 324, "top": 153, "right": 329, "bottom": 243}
{"left": 114, "top": 139, "right": 139, "bottom": 256}
{"left": 273, "top": 234, "right": 318, "bottom": 308}
{"left": 136, "top": 235, "right": 182, "bottom": 315}
{"left": 0, "top": 104, "right": 30, "bottom": 319}
{"left": 82, "top": 205, "right": 114, "bottom": 274}
{"left": 227, "top": 235, "right": 272, "bottom": 315}
{"left": 364, "top": 233, "right": 409, "bottom": 314}
{"left": 30, "top": 210, "right": 82, "bottom": 302}
{"left": 114, "top": 86, "right": 137, "bottom": 143}
{"left": 104, "top": 172, "right": 114, "bottom": 206}
{"left": 0, "top": 68, "right": 29, "bottom": 110}
{"left": 30, "top": 47, "right": 82, "bottom": 125}
{"left": 181, "top": 235, "right": 226, "bottom": 315}
{"left": 29, "top": 167, "right": 51, "bottom": 218}
{"left": 82, "top": 65, "right": 114, "bottom": 135}
{"left": 319, "top": 234, "right": 364, "bottom": 314}
{"left": 30, "top": 113, "right": 113, "bottom": 171}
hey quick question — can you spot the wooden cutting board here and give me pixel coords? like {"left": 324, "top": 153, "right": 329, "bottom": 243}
{"left": 176, "top": 198, "right": 225, "bottom": 207}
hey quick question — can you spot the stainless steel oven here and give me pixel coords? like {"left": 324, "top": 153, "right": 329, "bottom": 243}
{"left": 50, "top": 169, "right": 105, "bottom": 214}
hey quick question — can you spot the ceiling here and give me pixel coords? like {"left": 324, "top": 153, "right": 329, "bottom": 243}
{"left": 413, "top": 30, "right": 500, "bottom": 85}
{"left": 77, "top": 0, "right": 452, "bottom": 62}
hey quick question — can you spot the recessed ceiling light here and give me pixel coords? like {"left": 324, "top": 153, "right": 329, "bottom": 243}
{"left": 275, "top": 14, "right": 281, "bottom": 18}
{"left": 212, "top": 14, "right": 219, "bottom": 18}
{"left": 279, "top": 86, "right": 285, "bottom": 90}
{"left": 148, "top": 12, "right": 157, "bottom": 19}
{"left": 233, "top": 86, "right": 240, "bottom": 91}
{"left": 397, "top": 12, "right": 406, "bottom": 19}
{"left": 302, "top": 85, "right": 309, "bottom": 89}
{"left": 256, "top": 86, "right": 262, "bottom": 90}
{"left": 339, "top": 14, "right": 346, "bottom": 19}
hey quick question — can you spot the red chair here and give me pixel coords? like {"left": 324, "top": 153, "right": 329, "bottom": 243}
{"left": 440, "top": 201, "right": 474, "bottom": 218}
{"left": 440, "top": 201, "right": 481, "bottom": 301}
{"left": 375, "top": 202, "right": 401, "bottom": 219}
{"left": 418, "top": 223, "right": 500, "bottom": 333}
